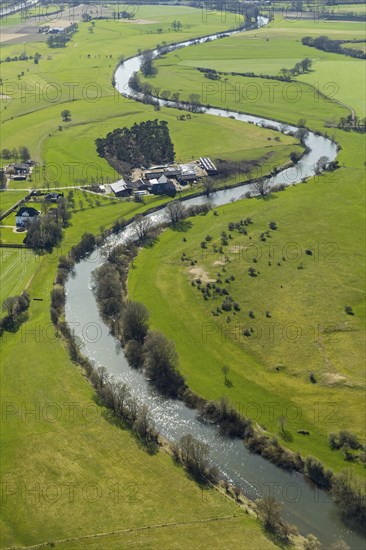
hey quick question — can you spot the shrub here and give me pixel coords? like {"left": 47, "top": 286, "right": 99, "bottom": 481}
{"left": 269, "top": 221, "right": 277, "bottom": 230}
{"left": 344, "top": 306, "right": 354, "bottom": 315}
{"left": 304, "top": 456, "right": 333, "bottom": 489}
{"left": 222, "top": 297, "right": 233, "bottom": 311}
{"left": 50, "top": 287, "right": 65, "bottom": 312}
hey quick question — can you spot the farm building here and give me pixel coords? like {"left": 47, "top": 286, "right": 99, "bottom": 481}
{"left": 45, "top": 192, "right": 64, "bottom": 203}
{"left": 178, "top": 164, "right": 197, "bottom": 183}
{"left": 110, "top": 179, "right": 131, "bottom": 197}
{"left": 199, "top": 157, "right": 218, "bottom": 175}
{"left": 145, "top": 169, "right": 165, "bottom": 180}
{"left": 149, "top": 175, "right": 176, "bottom": 196}
{"left": 15, "top": 207, "right": 40, "bottom": 227}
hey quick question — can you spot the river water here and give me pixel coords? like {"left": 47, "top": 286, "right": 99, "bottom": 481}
{"left": 65, "top": 17, "right": 365, "bottom": 549}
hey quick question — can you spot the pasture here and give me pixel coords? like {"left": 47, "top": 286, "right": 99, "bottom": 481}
{"left": 0, "top": 247, "right": 40, "bottom": 303}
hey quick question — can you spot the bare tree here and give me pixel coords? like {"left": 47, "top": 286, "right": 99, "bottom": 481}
{"left": 202, "top": 178, "right": 216, "bottom": 197}
{"left": 96, "top": 366, "right": 109, "bottom": 389}
{"left": 166, "top": 200, "right": 186, "bottom": 226}
{"left": 252, "top": 177, "right": 271, "bottom": 197}
{"left": 256, "top": 496, "right": 283, "bottom": 531}
{"left": 126, "top": 396, "right": 140, "bottom": 423}
{"left": 133, "top": 404, "right": 156, "bottom": 442}
{"left": 179, "top": 433, "right": 210, "bottom": 478}
{"left": 111, "top": 381, "right": 131, "bottom": 417}
{"left": 133, "top": 214, "right": 153, "bottom": 242}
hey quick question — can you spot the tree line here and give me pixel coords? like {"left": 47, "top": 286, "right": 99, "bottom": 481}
{"left": 1, "top": 145, "right": 30, "bottom": 162}
{"left": 302, "top": 35, "right": 366, "bottom": 60}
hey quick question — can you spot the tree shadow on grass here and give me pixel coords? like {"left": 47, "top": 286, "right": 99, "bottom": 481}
{"left": 255, "top": 193, "right": 278, "bottom": 202}
{"left": 172, "top": 220, "right": 193, "bottom": 232}
{"left": 95, "top": 397, "right": 159, "bottom": 455}
{"left": 280, "top": 430, "right": 294, "bottom": 443}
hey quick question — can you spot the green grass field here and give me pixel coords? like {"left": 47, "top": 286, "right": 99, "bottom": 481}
{"left": 140, "top": 17, "right": 365, "bottom": 118}
{"left": 128, "top": 16, "right": 366, "bottom": 473}
{"left": 0, "top": 250, "right": 276, "bottom": 549}
{"left": 0, "top": 7, "right": 365, "bottom": 548}
{"left": 128, "top": 130, "right": 366, "bottom": 474}
{"left": 0, "top": 191, "right": 28, "bottom": 213}
{"left": 0, "top": 184, "right": 279, "bottom": 549}
{"left": 0, "top": 248, "right": 40, "bottom": 302}
{"left": 343, "top": 40, "right": 366, "bottom": 52}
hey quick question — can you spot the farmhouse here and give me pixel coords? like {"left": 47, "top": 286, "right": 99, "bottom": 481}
{"left": 15, "top": 206, "right": 40, "bottom": 227}
{"left": 110, "top": 179, "right": 131, "bottom": 197}
{"left": 6, "top": 163, "right": 31, "bottom": 179}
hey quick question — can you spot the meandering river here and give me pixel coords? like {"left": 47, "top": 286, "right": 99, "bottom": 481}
{"left": 65, "top": 17, "right": 364, "bottom": 549}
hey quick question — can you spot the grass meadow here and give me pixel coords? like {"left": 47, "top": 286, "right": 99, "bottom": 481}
{"left": 0, "top": 7, "right": 364, "bottom": 548}
{"left": 144, "top": 17, "right": 365, "bottom": 118}
{"left": 128, "top": 16, "right": 366, "bottom": 472}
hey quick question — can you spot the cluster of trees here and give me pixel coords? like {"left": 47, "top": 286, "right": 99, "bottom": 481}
{"left": 171, "top": 20, "right": 183, "bottom": 31}
{"left": 92, "top": 233, "right": 186, "bottom": 398}
{"left": 94, "top": 369, "right": 158, "bottom": 448}
{"left": 302, "top": 35, "right": 366, "bottom": 60}
{"left": 256, "top": 496, "right": 296, "bottom": 542}
{"left": 1, "top": 291, "right": 30, "bottom": 334}
{"left": 331, "top": 470, "right": 366, "bottom": 528}
{"left": 201, "top": 396, "right": 253, "bottom": 438}
{"left": 280, "top": 57, "right": 312, "bottom": 77}
{"left": 173, "top": 433, "right": 218, "bottom": 482}
{"left": 329, "top": 430, "right": 365, "bottom": 462}
{"left": 338, "top": 114, "right": 366, "bottom": 133}
{"left": 25, "top": 197, "right": 70, "bottom": 250}
{"left": 1, "top": 145, "right": 30, "bottom": 162}
{"left": 140, "top": 50, "right": 157, "bottom": 77}
{"left": 95, "top": 120, "right": 175, "bottom": 173}
{"left": 70, "top": 232, "right": 99, "bottom": 262}
{"left": 25, "top": 216, "right": 62, "bottom": 251}
{"left": 47, "top": 23, "right": 78, "bottom": 48}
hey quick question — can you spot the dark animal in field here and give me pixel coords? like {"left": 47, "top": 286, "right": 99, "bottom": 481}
{"left": 297, "top": 430, "right": 310, "bottom": 436}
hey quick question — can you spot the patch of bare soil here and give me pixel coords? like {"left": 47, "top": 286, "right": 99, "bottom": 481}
{"left": 189, "top": 266, "right": 216, "bottom": 283}
{"left": 323, "top": 372, "right": 347, "bottom": 385}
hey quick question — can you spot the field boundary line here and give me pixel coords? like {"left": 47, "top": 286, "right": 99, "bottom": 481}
{"left": 3, "top": 514, "right": 240, "bottom": 550}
